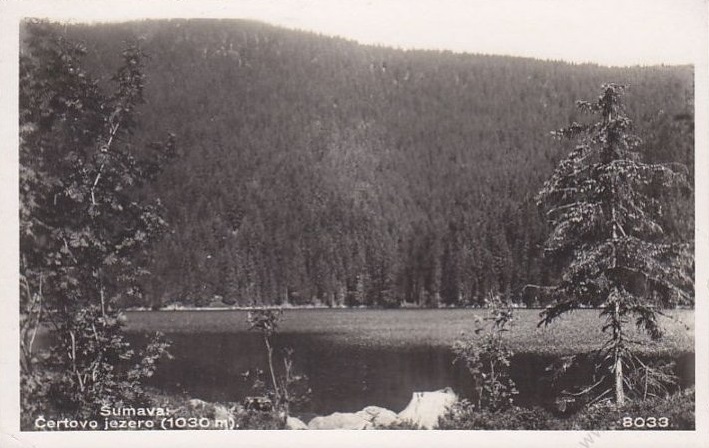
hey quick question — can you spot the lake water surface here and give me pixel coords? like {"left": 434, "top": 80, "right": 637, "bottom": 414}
{"left": 124, "top": 309, "right": 695, "bottom": 416}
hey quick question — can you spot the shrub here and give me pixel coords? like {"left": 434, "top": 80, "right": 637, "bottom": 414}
{"left": 438, "top": 400, "right": 558, "bottom": 430}
{"left": 452, "top": 296, "right": 518, "bottom": 411}
{"left": 246, "top": 309, "right": 312, "bottom": 419}
{"left": 567, "top": 386, "right": 694, "bottom": 430}
{"left": 380, "top": 420, "right": 423, "bottom": 430}
{"left": 233, "top": 410, "right": 287, "bottom": 430}
{"left": 22, "top": 308, "right": 170, "bottom": 428}
{"left": 148, "top": 389, "right": 289, "bottom": 430}
{"left": 437, "top": 387, "right": 694, "bottom": 430}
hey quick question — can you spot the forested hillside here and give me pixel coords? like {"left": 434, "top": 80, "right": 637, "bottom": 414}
{"left": 47, "top": 19, "right": 694, "bottom": 308}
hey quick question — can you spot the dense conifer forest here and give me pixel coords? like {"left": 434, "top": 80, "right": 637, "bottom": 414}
{"left": 47, "top": 19, "right": 694, "bottom": 309}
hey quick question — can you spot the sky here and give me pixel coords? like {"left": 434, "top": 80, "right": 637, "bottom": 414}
{"left": 232, "top": 0, "right": 708, "bottom": 66}
{"left": 4, "top": 0, "right": 706, "bottom": 66}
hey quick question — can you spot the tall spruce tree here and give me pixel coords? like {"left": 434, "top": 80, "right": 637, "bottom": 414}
{"left": 535, "top": 84, "right": 694, "bottom": 405}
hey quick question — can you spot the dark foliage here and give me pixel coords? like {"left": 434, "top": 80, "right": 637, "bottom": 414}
{"left": 437, "top": 402, "right": 557, "bottom": 430}
{"left": 233, "top": 409, "right": 286, "bottom": 430}
{"left": 437, "top": 386, "right": 694, "bottom": 430}
{"left": 19, "top": 21, "right": 174, "bottom": 428}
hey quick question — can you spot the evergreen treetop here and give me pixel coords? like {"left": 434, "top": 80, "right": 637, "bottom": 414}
{"left": 537, "top": 83, "right": 693, "bottom": 327}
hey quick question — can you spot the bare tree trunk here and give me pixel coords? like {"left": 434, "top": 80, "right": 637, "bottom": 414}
{"left": 614, "top": 353, "right": 625, "bottom": 406}
{"left": 100, "top": 286, "right": 106, "bottom": 318}
{"left": 70, "top": 330, "right": 85, "bottom": 391}
{"left": 613, "top": 300, "right": 625, "bottom": 406}
{"left": 281, "top": 356, "right": 293, "bottom": 422}
{"left": 20, "top": 273, "right": 43, "bottom": 374}
{"left": 264, "top": 336, "right": 280, "bottom": 404}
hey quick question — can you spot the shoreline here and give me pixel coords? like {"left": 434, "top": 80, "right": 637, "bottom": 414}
{"left": 124, "top": 305, "right": 696, "bottom": 312}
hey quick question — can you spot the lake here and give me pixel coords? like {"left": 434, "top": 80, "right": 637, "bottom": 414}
{"left": 124, "top": 308, "right": 695, "bottom": 416}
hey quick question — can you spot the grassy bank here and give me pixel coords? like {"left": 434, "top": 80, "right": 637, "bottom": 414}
{"left": 435, "top": 386, "right": 695, "bottom": 430}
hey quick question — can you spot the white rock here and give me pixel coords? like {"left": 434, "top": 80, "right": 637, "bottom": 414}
{"left": 308, "top": 412, "right": 372, "bottom": 430}
{"left": 397, "top": 387, "right": 458, "bottom": 429}
{"left": 187, "top": 398, "right": 209, "bottom": 410}
{"left": 356, "top": 406, "right": 399, "bottom": 427}
{"left": 213, "top": 404, "right": 234, "bottom": 421}
{"left": 286, "top": 416, "right": 308, "bottom": 430}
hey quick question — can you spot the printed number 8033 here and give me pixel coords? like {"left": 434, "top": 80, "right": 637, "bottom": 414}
{"left": 622, "top": 417, "right": 669, "bottom": 428}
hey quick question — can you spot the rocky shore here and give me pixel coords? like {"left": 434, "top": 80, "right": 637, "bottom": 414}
{"left": 178, "top": 387, "right": 458, "bottom": 430}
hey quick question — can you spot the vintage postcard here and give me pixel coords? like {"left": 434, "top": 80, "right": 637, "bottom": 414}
{"left": 1, "top": 1, "right": 707, "bottom": 447}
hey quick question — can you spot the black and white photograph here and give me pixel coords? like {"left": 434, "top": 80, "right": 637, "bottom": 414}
{"left": 1, "top": 1, "right": 707, "bottom": 447}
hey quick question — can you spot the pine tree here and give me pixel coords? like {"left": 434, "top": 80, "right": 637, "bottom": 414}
{"left": 535, "top": 84, "right": 694, "bottom": 405}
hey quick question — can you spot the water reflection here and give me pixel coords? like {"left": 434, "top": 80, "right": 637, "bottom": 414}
{"left": 130, "top": 332, "right": 694, "bottom": 416}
